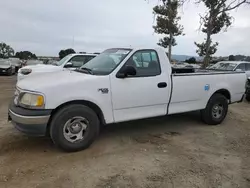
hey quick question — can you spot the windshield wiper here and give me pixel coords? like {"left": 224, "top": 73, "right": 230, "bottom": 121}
{"left": 74, "top": 67, "right": 93, "bottom": 75}
{"left": 81, "top": 67, "right": 93, "bottom": 74}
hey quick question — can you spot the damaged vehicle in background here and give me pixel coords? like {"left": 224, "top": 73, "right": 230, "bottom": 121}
{"left": 9, "top": 58, "right": 23, "bottom": 72}
{"left": 0, "top": 59, "right": 15, "bottom": 75}
{"left": 209, "top": 61, "right": 250, "bottom": 77}
{"left": 17, "top": 53, "right": 97, "bottom": 81}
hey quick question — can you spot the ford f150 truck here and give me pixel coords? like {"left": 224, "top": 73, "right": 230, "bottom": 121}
{"left": 17, "top": 53, "right": 97, "bottom": 81}
{"left": 8, "top": 47, "right": 246, "bottom": 152}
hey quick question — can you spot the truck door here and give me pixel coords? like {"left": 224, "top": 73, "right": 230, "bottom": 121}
{"left": 110, "top": 50, "right": 171, "bottom": 122}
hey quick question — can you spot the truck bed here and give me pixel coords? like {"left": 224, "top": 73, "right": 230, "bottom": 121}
{"left": 172, "top": 67, "right": 244, "bottom": 76}
{"left": 168, "top": 70, "right": 246, "bottom": 115}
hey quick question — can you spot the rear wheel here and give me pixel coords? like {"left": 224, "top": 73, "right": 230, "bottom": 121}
{"left": 50, "top": 104, "right": 100, "bottom": 152}
{"left": 201, "top": 94, "right": 228, "bottom": 125}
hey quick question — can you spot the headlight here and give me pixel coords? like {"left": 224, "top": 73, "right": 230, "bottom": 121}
{"left": 20, "top": 68, "right": 32, "bottom": 75}
{"left": 19, "top": 93, "right": 45, "bottom": 109}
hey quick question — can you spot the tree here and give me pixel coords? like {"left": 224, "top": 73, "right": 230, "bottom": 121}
{"left": 153, "top": 0, "right": 184, "bottom": 60}
{"left": 195, "top": 0, "right": 250, "bottom": 67}
{"left": 228, "top": 55, "right": 235, "bottom": 61}
{"left": 195, "top": 40, "right": 219, "bottom": 57}
{"left": 0, "top": 42, "right": 14, "bottom": 58}
{"left": 185, "top": 57, "right": 197, "bottom": 64}
{"left": 59, "top": 48, "right": 75, "bottom": 59}
{"left": 15, "top": 51, "right": 37, "bottom": 60}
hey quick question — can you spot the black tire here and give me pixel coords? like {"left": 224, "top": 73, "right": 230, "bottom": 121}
{"left": 50, "top": 104, "right": 100, "bottom": 152}
{"left": 246, "top": 94, "right": 250, "bottom": 102}
{"left": 7, "top": 69, "right": 12, "bottom": 76}
{"left": 201, "top": 94, "right": 228, "bottom": 125}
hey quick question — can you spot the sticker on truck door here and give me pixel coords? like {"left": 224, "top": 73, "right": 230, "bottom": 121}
{"left": 204, "top": 84, "right": 210, "bottom": 91}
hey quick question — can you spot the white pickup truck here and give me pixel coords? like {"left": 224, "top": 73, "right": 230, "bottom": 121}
{"left": 9, "top": 47, "right": 246, "bottom": 152}
{"left": 17, "top": 53, "right": 97, "bottom": 81}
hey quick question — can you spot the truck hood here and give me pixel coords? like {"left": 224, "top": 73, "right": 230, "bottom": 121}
{"left": 0, "top": 65, "right": 11, "bottom": 69}
{"left": 20, "top": 64, "right": 62, "bottom": 73}
{"left": 17, "top": 70, "right": 94, "bottom": 91}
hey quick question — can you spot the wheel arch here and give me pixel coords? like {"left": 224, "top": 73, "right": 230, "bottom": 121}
{"left": 46, "top": 100, "right": 106, "bottom": 135}
{"left": 212, "top": 89, "right": 231, "bottom": 103}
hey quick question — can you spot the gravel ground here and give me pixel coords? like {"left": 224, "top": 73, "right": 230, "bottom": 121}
{"left": 0, "top": 75, "right": 250, "bottom": 188}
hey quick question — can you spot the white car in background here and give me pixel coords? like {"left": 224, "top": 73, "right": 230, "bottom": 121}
{"left": 0, "top": 59, "right": 16, "bottom": 75}
{"left": 18, "top": 53, "right": 97, "bottom": 81}
{"left": 209, "top": 61, "right": 250, "bottom": 77}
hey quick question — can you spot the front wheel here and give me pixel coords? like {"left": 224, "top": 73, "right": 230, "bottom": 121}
{"left": 201, "top": 94, "right": 228, "bottom": 125}
{"left": 246, "top": 94, "right": 250, "bottom": 102}
{"left": 50, "top": 104, "right": 100, "bottom": 152}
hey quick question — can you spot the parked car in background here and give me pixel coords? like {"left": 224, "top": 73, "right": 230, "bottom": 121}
{"left": 23, "top": 60, "right": 43, "bottom": 67}
{"left": 209, "top": 61, "right": 250, "bottom": 77}
{"left": 0, "top": 59, "right": 15, "bottom": 75}
{"left": 9, "top": 58, "right": 22, "bottom": 72}
{"left": 9, "top": 47, "right": 246, "bottom": 152}
{"left": 43, "top": 59, "right": 58, "bottom": 65}
{"left": 246, "top": 77, "right": 250, "bottom": 101}
{"left": 18, "top": 53, "right": 97, "bottom": 81}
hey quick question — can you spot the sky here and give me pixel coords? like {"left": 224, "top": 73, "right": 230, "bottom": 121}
{"left": 0, "top": 0, "right": 250, "bottom": 57}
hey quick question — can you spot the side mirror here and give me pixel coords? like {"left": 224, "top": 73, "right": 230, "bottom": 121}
{"left": 64, "top": 62, "right": 73, "bottom": 68}
{"left": 117, "top": 66, "right": 136, "bottom": 78}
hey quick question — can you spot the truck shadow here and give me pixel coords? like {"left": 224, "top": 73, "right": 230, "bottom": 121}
{"left": 101, "top": 111, "right": 202, "bottom": 136}
{"left": 0, "top": 111, "right": 202, "bottom": 154}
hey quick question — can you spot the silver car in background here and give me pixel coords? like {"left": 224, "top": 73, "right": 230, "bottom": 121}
{"left": 210, "top": 61, "right": 250, "bottom": 77}
{"left": 0, "top": 59, "right": 15, "bottom": 75}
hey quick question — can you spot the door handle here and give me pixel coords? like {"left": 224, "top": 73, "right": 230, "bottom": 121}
{"left": 158, "top": 82, "right": 167, "bottom": 88}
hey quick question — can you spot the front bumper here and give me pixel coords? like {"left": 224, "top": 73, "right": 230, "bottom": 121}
{"left": 0, "top": 68, "right": 11, "bottom": 75}
{"left": 8, "top": 101, "right": 52, "bottom": 136}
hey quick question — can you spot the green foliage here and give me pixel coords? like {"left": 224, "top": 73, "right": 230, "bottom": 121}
{"left": 153, "top": 1, "right": 183, "bottom": 36}
{"left": 195, "top": 40, "right": 218, "bottom": 57}
{"left": 185, "top": 57, "right": 197, "bottom": 64}
{"left": 15, "top": 51, "right": 37, "bottom": 60}
{"left": 202, "top": 12, "right": 232, "bottom": 34}
{"left": 153, "top": 0, "right": 184, "bottom": 60}
{"left": 158, "top": 37, "right": 177, "bottom": 48}
{"left": 195, "top": 0, "right": 249, "bottom": 66}
{"left": 59, "top": 48, "right": 76, "bottom": 59}
{"left": 0, "top": 42, "right": 14, "bottom": 58}
{"left": 228, "top": 55, "right": 235, "bottom": 61}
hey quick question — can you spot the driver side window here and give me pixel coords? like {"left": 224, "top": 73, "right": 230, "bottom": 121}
{"left": 123, "top": 50, "right": 161, "bottom": 77}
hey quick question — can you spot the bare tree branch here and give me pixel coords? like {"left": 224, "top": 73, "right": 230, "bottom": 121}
{"left": 219, "top": 0, "right": 250, "bottom": 13}
{"left": 198, "top": 13, "right": 206, "bottom": 31}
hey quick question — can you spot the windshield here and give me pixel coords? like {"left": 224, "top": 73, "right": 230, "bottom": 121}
{"left": 55, "top": 54, "right": 73, "bottom": 66}
{"left": 79, "top": 48, "right": 131, "bottom": 75}
{"left": 0, "top": 60, "right": 10, "bottom": 65}
{"left": 210, "top": 62, "right": 237, "bottom": 71}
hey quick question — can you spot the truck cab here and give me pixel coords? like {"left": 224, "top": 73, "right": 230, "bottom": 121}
{"left": 9, "top": 47, "right": 246, "bottom": 152}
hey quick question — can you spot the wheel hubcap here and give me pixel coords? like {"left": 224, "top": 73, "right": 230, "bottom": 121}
{"left": 63, "top": 116, "right": 89, "bottom": 143}
{"left": 212, "top": 104, "right": 224, "bottom": 119}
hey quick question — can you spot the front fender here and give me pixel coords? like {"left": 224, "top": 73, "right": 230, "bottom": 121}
{"left": 44, "top": 76, "right": 114, "bottom": 124}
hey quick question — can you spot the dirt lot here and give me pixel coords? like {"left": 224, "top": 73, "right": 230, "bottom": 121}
{"left": 0, "top": 75, "right": 250, "bottom": 188}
